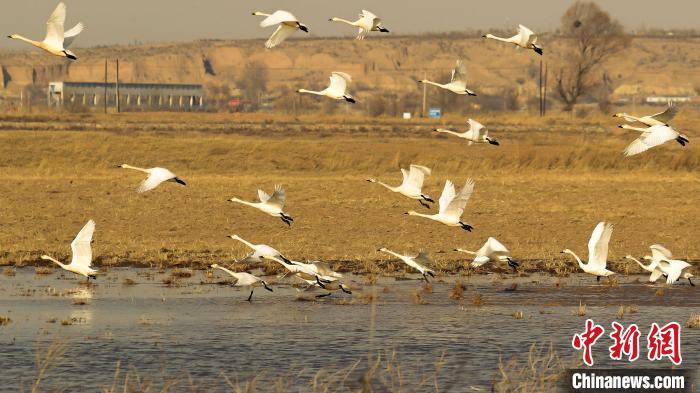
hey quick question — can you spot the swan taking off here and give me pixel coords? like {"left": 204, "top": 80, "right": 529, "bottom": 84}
{"left": 418, "top": 60, "right": 476, "bottom": 96}
{"left": 405, "top": 179, "right": 475, "bottom": 231}
{"left": 252, "top": 10, "right": 309, "bottom": 49}
{"left": 8, "top": 2, "right": 84, "bottom": 60}
{"left": 561, "top": 222, "right": 616, "bottom": 281}
{"left": 455, "top": 237, "right": 519, "bottom": 271}
{"left": 228, "top": 185, "right": 294, "bottom": 226}
{"left": 367, "top": 164, "right": 434, "bottom": 209}
{"left": 434, "top": 119, "right": 499, "bottom": 146}
{"left": 117, "top": 164, "right": 186, "bottom": 193}
{"left": 378, "top": 248, "right": 436, "bottom": 282}
{"left": 483, "top": 24, "right": 543, "bottom": 55}
{"left": 228, "top": 235, "right": 291, "bottom": 265}
{"left": 628, "top": 245, "right": 694, "bottom": 286}
{"left": 619, "top": 124, "right": 689, "bottom": 157}
{"left": 329, "top": 10, "right": 389, "bottom": 40}
{"left": 613, "top": 102, "right": 678, "bottom": 127}
{"left": 40, "top": 220, "right": 97, "bottom": 281}
{"left": 297, "top": 72, "right": 355, "bottom": 103}
{"left": 210, "top": 264, "right": 273, "bottom": 301}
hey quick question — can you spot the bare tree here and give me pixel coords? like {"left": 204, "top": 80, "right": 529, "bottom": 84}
{"left": 237, "top": 61, "right": 268, "bottom": 111}
{"left": 556, "top": 1, "right": 630, "bottom": 111}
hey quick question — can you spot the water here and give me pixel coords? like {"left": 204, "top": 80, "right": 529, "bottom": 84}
{"left": 0, "top": 268, "right": 698, "bottom": 392}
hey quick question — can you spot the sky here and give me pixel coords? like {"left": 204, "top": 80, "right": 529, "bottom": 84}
{"left": 1, "top": 0, "right": 699, "bottom": 49}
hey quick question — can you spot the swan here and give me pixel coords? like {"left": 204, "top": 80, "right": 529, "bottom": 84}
{"left": 297, "top": 72, "right": 355, "bottom": 103}
{"left": 210, "top": 264, "right": 272, "bottom": 301}
{"left": 263, "top": 256, "right": 350, "bottom": 295}
{"left": 482, "top": 24, "right": 543, "bottom": 55}
{"left": 7, "top": 2, "right": 84, "bottom": 60}
{"left": 561, "top": 222, "right": 616, "bottom": 281}
{"left": 613, "top": 102, "right": 678, "bottom": 127}
{"left": 377, "top": 248, "right": 436, "bottom": 282}
{"left": 405, "top": 179, "right": 475, "bottom": 231}
{"left": 228, "top": 185, "right": 294, "bottom": 226}
{"left": 117, "top": 164, "right": 186, "bottom": 193}
{"left": 367, "top": 164, "right": 434, "bottom": 209}
{"left": 619, "top": 124, "right": 689, "bottom": 157}
{"left": 228, "top": 234, "right": 291, "bottom": 264}
{"left": 434, "top": 119, "right": 499, "bottom": 146}
{"left": 455, "top": 237, "right": 518, "bottom": 271}
{"left": 313, "top": 276, "right": 352, "bottom": 297}
{"left": 252, "top": 10, "right": 308, "bottom": 49}
{"left": 329, "top": 9, "right": 389, "bottom": 40}
{"left": 418, "top": 59, "right": 476, "bottom": 95}
{"left": 40, "top": 219, "right": 97, "bottom": 281}
{"left": 634, "top": 245, "right": 694, "bottom": 286}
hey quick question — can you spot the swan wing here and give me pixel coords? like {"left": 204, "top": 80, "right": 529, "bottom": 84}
{"left": 413, "top": 249, "right": 431, "bottom": 266}
{"left": 328, "top": 72, "right": 351, "bottom": 94}
{"left": 518, "top": 24, "right": 536, "bottom": 45}
{"left": 265, "top": 24, "right": 296, "bottom": 48}
{"left": 450, "top": 59, "right": 467, "bottom": 84}
{"left": 62, "top": 22, "right": 84, "bottom": 48}
{"left": 437, "top": 180, "right": 456, "bottom": 214}
{"left": 625, "top": 125, "right": 679, "bottom": 157}
{"left": 266, "top": 184, "right": 286, "bottom": 209}
{"left": 587, "top": 222, "right": 613, "bottom": 268}
{"left": 467, "top": 119, "right": 485, "bottom": 137}
{"left": 260, "top": 10, "right": 297, "bottom": 27}
{"left": 236, "top": 273, "right": 261, "bottom": 287}
{"left": 137, "top": 168, "right": 173, "bottom": 193}
{"left": 650, "top": 244, "right": 673, "bottom": 260}
{"left": 648, "top": 267, "right": 664, "bottom": 282}
{"left": 442, "top": 179, "right": 475, "bottom": 218}
{"left": 484, "top": 237, "right": 509, "bottom": 256}
{"left": 44, "top": 2, "right": 67, "bottom": 47}
{"left": 70, "top": 219, "right": 95, "bottom": 268}
{"left": 403, "top": 164, "right": 430, "bottom": 190}
{"left": 650, "top": 102, "right": 679, "bottom": 124}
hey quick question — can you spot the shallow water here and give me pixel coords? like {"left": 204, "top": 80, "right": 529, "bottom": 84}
{"left": 0, "top": 269, "right": 698, "bottom": 392}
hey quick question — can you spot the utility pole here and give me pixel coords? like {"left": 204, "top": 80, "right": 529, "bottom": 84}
{"left": 539, "top": 60, "right": 543, "bottom": 116}
{"left": 421, "top": 71, "right": 427, "bottom": 118}
{"left": 543, "top": 63, "right": 548, "bottom": 116}
{"left": 103, "top": 60, "right": 107, "bottom": 113}
{"left": 115, "top": 59, "right": 120, "bottom": 113}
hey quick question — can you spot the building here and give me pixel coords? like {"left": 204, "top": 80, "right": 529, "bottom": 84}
{"left": 48, "top": 81, "right": 204, "bottom": 111}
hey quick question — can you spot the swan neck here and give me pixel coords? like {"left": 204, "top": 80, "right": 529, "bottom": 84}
{"left": 565, "top": 251, "right": 585, "bottom": 269}
{"left": 330, "top": 17, "right": 356, "bottom": 25}
{"left": 121, "top": 164, "right": 148, "bottom": 173}
{"left": 213, "top": 265, "right": 237, "bottom": 277}
{"left": 10, "top": 35, "right": 41, "bottom": 47}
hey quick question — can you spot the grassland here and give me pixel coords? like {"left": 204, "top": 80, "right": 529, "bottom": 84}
{"left": 0, "top": 112, "right": 698, "bottom": 275}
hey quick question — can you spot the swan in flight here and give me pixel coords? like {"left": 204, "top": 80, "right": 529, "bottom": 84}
{"left": 228, "top": 185, "right": 294, "bottom": 226}
{"left": 7, "top": 2, "right": 84, "bottom": 60}
{"left": 482, "top": 24, "right": 543, "bottom": 55}
{"left": 40, "top": 220, "right": 97, "bottom": 281}
{"left": 117, "top": 164, "right": 186, "bottom": 193}
{"left": 228, "top": 235, "right": 291, "bottom": 264}
{"left": 263, "top": 256, "right": 350, "bottom": 296}
{"left": 252, "top": 10, "right": 309, "bottom": 49}
{"left": 367, "top": 164, "right": 434, "bottom": 209}
{"left": 405, "top": 179, "right": 475, "bottom": 231}
{"left": 613, "top": 102, "right": 678, "bottom": 127}
{"left": 561, "top": 222, "right": 616, "bottom": 281}
{"left": 455, "top": 237, "right": 519, "bottom": 271}
{"left": 628, "top": 245, "right": 694, "bottom": 286}
{"left": 378, "top": 248, "right": 436, "bottom": 282}
{"left": 210, "top": 264, "right": 272, "bottom": 301}
{"left": 329, "top": 9, "right": 389, "bottom": 40}
{"left": 434, "top": 119, "right": 499, "bottom": 146}
{"left": 619, "top": 124, "right": 689, "bottom": 157}
{"left": 297, "top": 72, "right": 355, "bottom": 103}
{"left": 418, "top": 60, "right": 476, "bottom": 96}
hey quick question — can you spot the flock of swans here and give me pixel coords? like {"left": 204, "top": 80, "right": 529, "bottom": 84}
{"left": 6, "top": 3, "right": 696, "bottom": 300}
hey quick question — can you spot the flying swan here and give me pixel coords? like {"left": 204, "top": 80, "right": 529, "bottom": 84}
{"left": 377, "top": 248, "right": 436, "bottom": 282}
{"left": 613, "top": 102, "right": 678, "bottom": 127}
{"left": 117, "top": 164, "right": 186, "bottom": 193}
{"left": 619, "top": 124, "right": 689, "bottom": 157}
{"left": 210, "top": 264, "right": 273, "bottom": 301}
{"left": 455, "top": 237, "right": 519, "bottom": 271}
{"left": 329, "top": 10, "right": 389, "bottom": 40}
{"left": 297, "top": 72, "right": 355, "bottom": 103}
{"left": 228, "top": 234, "right": 291, "bottom": 264}
{"left": 434, "top": 119, "right": 499, "bottom": 145}
{"left": 367, "top": 164, "right": 434, "bottom": 208}
{"left": 228, "top": 185, "right": 294, "bottom": 226}
{"left": 40, "top": 219, "right": 97, "bottom": 281}
{"left": 8, "top": 2, "right": 84, "bottom": 60}
{"left": 628, "top": 245, "right": 694, "bottom": 286}
{"left": 418, "top": 59, "right": 476, "bottom": 95}
{"left": 483, "top": 24, "right": 543, "bottom": 55}
{"left": 405, "top": 179, "right": 475, "bottom": 231}
{"left": 561, "top": 222, "right": 616, "bottom": 281}
{"left": 252, "top": 10, "right": 309, "bottom": 49}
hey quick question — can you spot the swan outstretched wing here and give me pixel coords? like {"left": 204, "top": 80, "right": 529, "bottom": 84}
{"left": 62, "top": 22, "right": 84, "bottom": 48}
{"left": 441, "top": 179, "right": 475, "bottom": 218}
{"left": 265, "top": 24, "right": 297, "bottom": 48}
{"left": 70, "top": 219, "right": 95, "bottom": 268}
{"left": 413, "top": 249, "right": 431, "bottom": 266}
{"left": 467, "top": 119, "right": 485, "bottom": 138}
{"left": 624, "top": 125, "right": 678, "bottom": 157}
{"left": 649, "top": 267, "right": 665, "bottom": 282}
{"left": 260, "top": 10, "right": 298, "bottom": 27}
{"left": 44, "top": 2, "right": 66, "bottom": 47}
{"left": 650, "top": 102, "right": 679, "bottom": 124}
{"left": 328, "top": 72, "right": 351, "bottom": 95}
{"left": 402, "top": 165, "right": 430, "bottom": 191}
{"left": 480, "top": 237, "right": 509, "bottom": 257}
{"left": 587, "top": 222, "right": 613, "bottom": 268}
{"left": 450, "top": 60, "right": 467, "bottom": 84}
{"left": 518, "top": 24, "right": 536, "bottom": 45}
{"left": 236, "top": 272, "right": 262, "bottom": 287}
{"left": 266, "top": 185, "right": 286, "bottom": 209}
{"left": 649, "top": 244, "right": 673, "bottom": 261}
{"left": 437, "top": 180, "right": 456, "bottom": 214}
{"left": 137, "top": 168, "right": 173, "bottom": 193}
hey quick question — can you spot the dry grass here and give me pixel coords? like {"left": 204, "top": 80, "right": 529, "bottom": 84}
{"left": 655, "top": 288, "right": 665, "bottom": 297}
{"left": 472, "top": 292, "right": 483, "bottom": 306}
{"left": 448, "top": 281, "right": 464, "bottom": 300}
{"left": 2, "top": 267, "right": 16, "bottom": 277}
{"left": 513, "top": 311, "right": 524, "bottom": 320}
{"left": 122, "top": 277, "right": 136, "bottom": 286}
{"left": 573, "top": 301, "right": 587, "bottom": 317}
{"left": 0, "top": 315, "right": 11, "bottom": 326}
{"left": 410, "top": 289, "right": 429, "bottom": 305}
{"left": 616, "top": 305, "right": 626, "bottom": 320}
{"left": 688, "top": 314, "right": 700, "bottom": 328}
{"left": 34, "top": 267, "right": 54, "bottom": 275}
{"left": 493, "top": 343, "right": 577, "bottom": 392}
{"left": 171, "top": 268, "right": 194, "bottom": 278}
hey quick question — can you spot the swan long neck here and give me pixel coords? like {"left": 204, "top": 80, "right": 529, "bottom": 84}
{"left": 231, "top": 236, "right": 255, "bottom": 250}
{"left": 297, "top": 89, "right": 325, "bottom": 96}
{"left": 369, "top": 179, "right": 396, "bottom": 192}
{"left": 9, "top": 34, "right": 42, "bottom": 47}
{"left": 484, "top": 34, "right": 513, "bottom": 43}
{"left": 563, "top": 250, "right": 585, "bottom": 270}
{"left": 619, "top": 124, "right": 648, "bottom": 132}
{"left": 435, "top": 129, "right": 462, "bottom": 137}
{"left": 252, "top": 12, "right": 271, "bottom": 17}
{"left": 229, "top": 198, "right": 258, "bottom": 209}
{"left": 212, "top": 265, "right": 237, "bottom": 277}
{"left": 420, "top": 80, "right": 444, "bottom": 88}
{"left": 626, "top": 256, "right": 651, "bottom": 270}
{"left": 120, "top": 164, "right": 149, "bottom": 173}
{"left": 380, "top": 249, "right": 403, "bottom": 259}
{"left": 330, "top": 17, "right": 357, "bottom": 26}
{"left": 41, "top": 255, "right": 67, "bottom": 269}
{"left": 455, "top": 249, "right": 477, "bottom": 255}
{"left": 406, "top": 210, "right": 433, "bottom": 219}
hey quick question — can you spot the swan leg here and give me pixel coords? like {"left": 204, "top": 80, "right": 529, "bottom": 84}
{"left": 247, "top": 290, "right": 254, "bottom": 302}
{"left": 596, "top": 276, "right": 600, "bottom": 282}
{"left": 507, "top": 258, "right": 519, "bottom": 272}
{"left": 341, "top": 286, "right": 352, "bottom": 294}
{"left": 316, "top": 293, "right": 332, "bottom": 298}
{"left": 418, "top": 200, "right": 431, "bottom": 209}
{"left": 689, "top": 278, "right": 695, "bottom": 287}
{"left": 422, "top": 273, "right": 429, "bottom": 283}
{"left": 280, "top": 216, "right": 292, "bottom": 227}
{"left": 460, "top": 222, "right": 474, "bottom": 232}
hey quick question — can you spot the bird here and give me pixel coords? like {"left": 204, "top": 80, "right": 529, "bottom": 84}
{"left": 297, "top": 72, "right": 355, "bottom": 103}
{"left": 228, "top": 235, "right": 291, "bottom": 265}
{"left": 329, "top": 9, "right": 389, "bottom": 40}
{"left": 210, "top": 264, "right": 273, "bottom": 302}
{"left": 433, "top": 119, "right": 499, "bottom": 145}
{"left": 367, "top": 165, "right": 434, "bottom": 209}
{"left": 252, "top": 10, "right": 308, "bottom": 49}
{"left": 482, "top": 24, "right": 543, "bottom": 55}
{"left": 619, "top": 124, "right": 689, "bottom": 157}
{"left": 418, "top": 59, "right": 476, "bottom": 95}
{"left": 633, "top": 245, "right": 694, "bottom": 286}
{"left": 405, "top": 179, "right": 475, "bottom": 231}
{"left": 40, "top": 219, "right": 97, "bottom": 282}
{"left": 7, "top": 2, "right": 84, "bottom": 60}
{"left": 117, "top": 164, "right": 186, "bottom": 193}
{"left": 455, "top": 237, "right": 519, "bottom": 271}
{"left": 377, "top": 248, "right": 436, "bottom": 282}
{"left": 228, "top": 185, "right": 294, "bottom": 226}
{"left": 561, "top": 222, "right": 616, "bottom": 282}
{"left": 613, "top": 102, "right": 679, "bottom": 127}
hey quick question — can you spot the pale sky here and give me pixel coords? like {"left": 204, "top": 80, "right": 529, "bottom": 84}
{"left": 2, "top": 0, "right": 698, "bottom": 49}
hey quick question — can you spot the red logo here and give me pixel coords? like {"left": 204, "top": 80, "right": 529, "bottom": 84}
{"left": 609, "top": 322, "right": 641, "bottom": 362}
{"left": 572, "top": 319, "right": 606, "bottom": 366}
{"left": 647, "top": 322, "right": 682, "bottom": 365}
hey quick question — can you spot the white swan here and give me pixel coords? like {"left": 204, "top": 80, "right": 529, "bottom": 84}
{"left": 405, "top": 179, "right": 475, "bottom": 231}
{"left": 455, "top": 237, "right": 518, "bottom": 271}
{"left": 378, "top": 248, "right": 436, "bottom": 282}
{"left": 634, "top": 245, "right": 694, "bottom": 286}
{"left": 263, "top": 256, "right": 351, "bottom": 296}
{"left": 367, "top": 164, "right": 434, "bottom": 209}
{"left": 418, "top": 59, "right": 476, "bottom": 95}
{"left": 210, "top": 264, "right": 272, "bottom": 301}
{"left": 483, "top": 24, "right": 543, "bottom": 55}
{"left": 228, "top": 234, "right": 291, "bottom": 264}
{"left": 613, "top": 102, "right": 678, "bottom": 127}
{"left": 561, "top": 222, "right": 616, "bottom": 281}
{"left": 40, "top": 219, "right": 97, "bottom": 281}
{"left": 252, "top": 10, "right": 308, "bottom": 49}
{"left": 228, "top": 185, "right": 294, "bottom": 226}
{"left": 117, "top": 164, "right": 186, "bottom": 193}
{"left": 8, "top": 2, "right": 84, "bottom": 60}
{"left": 434, "top": 119, "right": 499, "bottom": 146}
{"left": 297, "top": 72, "right": 355, "bottom": 103}
{"left": 619, "top": 124, "right": 689, "bottom": 157}
{"left": 329, "top": 9, "right": 389, "bottom": 40}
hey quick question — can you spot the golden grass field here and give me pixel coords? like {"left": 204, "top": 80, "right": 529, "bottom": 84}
{"left": 0, "top": 112, "right": 698, "bottom": 276}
